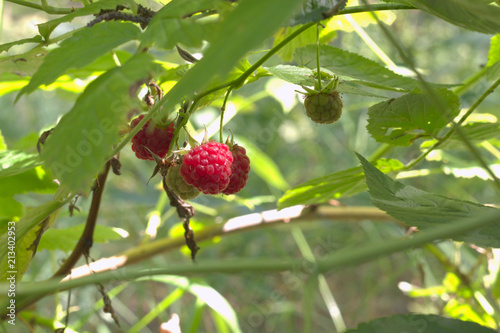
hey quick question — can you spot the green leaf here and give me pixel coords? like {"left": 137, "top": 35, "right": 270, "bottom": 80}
{"left": 265, "top": 65, "right": 387, "bottom": 97}
{"left": 38, "top": 224, "right": 127, "bottom": 252}
{"left": 357, "top": 153, "right": 500, "bottom": 248}
{"left": 295, "top": 45, "right": 424, "bottom": 92}
{"left": 0, "top": 36, "right": 43, "bottom": 54}
{"left": 0, "top": 150, "right": 41, "bottom": 179}
{"left": 0, "top": 166, "right": 58, "bottom": 197}
{"left": 0, "top": 200, "right": 65, "bottom": 281}
{"left": 265, "top": 64, "right": 316, "bottom": 86}
{"left": 37, "top": 0, "right": 136, "bottom": 39}
{"left": 41, "top": 53, "right": 162, "bottom": 193}
{"left": 142, "top": 0, "right": 220, "bottom": 49}
{"left": 66, "top": 50, "right": 133, "bottom": 79}
{"left": 345, "top": 314, "right": 497, "bottom": 333}
{"left": 278, "top": 159, "right": 403, "bottom": 209}
{"left": 0, "top": 47, "right": 49, "bottom": 77}
{"left": 18, "top": 22, "right": 142, "bottom": 99}
{"left": 236, "top": 137, "right": 289, "bottom": 192}
{"left": 407, "top": 0, "right": 500, "bottom": 34}
{"left": 367, "top": 89, "right": 460, "bottom": 146}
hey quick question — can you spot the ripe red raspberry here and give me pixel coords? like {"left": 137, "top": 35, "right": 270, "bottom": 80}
{"left": 304, "top": 91, "right": 343, "bottom": 124}
{"left": 166, "top": 163, "right": 200, "bottom": 200}
{"left": 130, "top": 115, "right": 174, "bottom": 160}
{"left": 180, "top": 142, "right": 233, "bottom": 195}
{"left": 222, "top": 145, "right": 250, "bottom": 195}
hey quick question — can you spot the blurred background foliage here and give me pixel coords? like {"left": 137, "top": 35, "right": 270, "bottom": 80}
{"left": 1, "top": 0, "right": 499, "bottom": 332}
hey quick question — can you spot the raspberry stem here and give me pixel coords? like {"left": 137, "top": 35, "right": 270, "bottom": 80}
{"left": 316, "top": 23, "right": 322, "bottom": 91}
{"left": 220, "top": 88, "right": 232, "bottom": 143}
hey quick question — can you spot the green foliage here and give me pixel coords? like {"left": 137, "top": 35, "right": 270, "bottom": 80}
{"left": 41, "top": 53, "right": 161, "bottom": 193}
{"left": 1, "top": 0, "right": 500, "bottom": 331}
{"left": 406, "top": 0, "right": 500, "bottom": 34}
{"left": 358, "top": 154, "right": 500, "bottom": 248}
{"left": 345, "top": 314, "right": 497, "bottom": 333}
{"left": 367, "top": 89, "right": 460, "bottom": 146}
{"left": 37, "top": 0, "right": 137, "bottom": 39}
{"left": 141, "top": 0, "right": 220, "bottom": 49}
{"left": 18, "top": 22, "right": 142, "bottom": 98}
{"left": 278, "top": 159, "right": 403, "bottom": 209}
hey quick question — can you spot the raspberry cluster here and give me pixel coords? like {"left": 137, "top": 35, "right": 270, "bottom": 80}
{"left": 130, "top": 115, "right": 174, "bottom": 160}
{"left": 304, "top": 91, "right": 343, "bottom": 124}
{"left": 179, "top": 142, "right": 250, "bottom": 195}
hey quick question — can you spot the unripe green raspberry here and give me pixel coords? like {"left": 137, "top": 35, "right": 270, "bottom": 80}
{"left": 304, "top": 91, "right": 343, "bottom": 124}
{"left": 166, "top": 164, "right": 200, "bottom": 200}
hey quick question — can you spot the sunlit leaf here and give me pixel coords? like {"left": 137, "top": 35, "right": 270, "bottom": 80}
{"left": 0, "top": 200, "right": 65, "bottom": 281}
{"left": 345, "top": 314, "right": 497, "bottom": 333}
{"left": 367, "top": 89, "right": 460, "bottom": 146}
{"left": 18, "top": 22, "right": 142, "bottom": 99}
{"left": 0, "top": 130, "right": 6, "bottom": 151}
{"left": 0, "top": 150, "right": 41, "bottom": 179}
{"left": 278, "top": 159, "right": 403, "bottom": 209}
{"left": 488, "top": 34, "right": 500, "bottom": 66}
{"left": 358, "top": 153, "right": 500, "bottom": 247}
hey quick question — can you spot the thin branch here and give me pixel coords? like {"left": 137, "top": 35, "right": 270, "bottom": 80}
{"left": 5, "top": 0, "right": 73, "bottom": 14}
{"left": 52, "top": 161, "right": 111, "bottom": 278}
{"left": 61, "top": 205, "right": 397, "bottom": 279}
